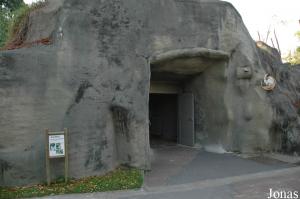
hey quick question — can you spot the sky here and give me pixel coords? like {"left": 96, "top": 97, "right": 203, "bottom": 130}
{"left": 24, "top": 0, "right": 300, "bottom": 56}
{"left": 24, "top": 0, "right": 37, "bottom": 4}
{"left": 223, "top": 0, "right": 300, "bottom": 57}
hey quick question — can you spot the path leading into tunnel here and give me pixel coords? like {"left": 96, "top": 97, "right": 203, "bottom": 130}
{"left": 144, "top": 142, "right": 200, "bottom": 187}
{"left": 31, "top": 141, "right": 300, "bottom": 199}
{"left": 35, "top": 159, "right": 300, "bottom": 199}
{"left": 144, "top": 143, "right": 295, "bottom": 188}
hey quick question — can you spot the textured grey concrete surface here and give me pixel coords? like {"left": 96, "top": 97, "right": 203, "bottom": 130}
{"left": 0, "top": 0, "right": 299, "bottom": 186}
{"left": 145, "top": 145, "right": 294, "bottom": 187}
{"left": 124, "top": 187, "right": 235, "bottom": 199}
{"left": 30, "top": 166, "right": 300, "bottom": 199}
{"left": 145, "top": 144, "right": 199, "bottom": 187}
{"left": 166, "top": 151, "right": 294, "bottom": 185}
{"left": 257, "top": 42, "right": 300, "bottom": 153}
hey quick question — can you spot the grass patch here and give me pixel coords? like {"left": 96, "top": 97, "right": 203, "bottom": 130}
{"left": 0, "top": 167, "right": 143, "bottom": 199}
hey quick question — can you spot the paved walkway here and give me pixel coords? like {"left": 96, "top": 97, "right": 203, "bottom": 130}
{"left": 145, "top": 144, "right": 294, "bottom": 187}
{"left": 32, "top": 166, "right": 300, "bottom": 199}
{"left": 144, "top": 144, "right": 199, "bottom": 186}
{"left": 31, "top": 144, "right": 300, "bottom": 199}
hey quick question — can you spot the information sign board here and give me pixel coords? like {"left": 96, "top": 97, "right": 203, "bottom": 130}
{"left": 49, "top": 134, "right": 65, "bottom": 158}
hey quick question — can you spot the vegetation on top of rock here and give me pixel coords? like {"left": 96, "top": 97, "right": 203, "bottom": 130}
{"left": 5, "top": 4, "right": 31, "bottom": 47}
{"left": 0, "top": 0, "right": 46, "bottom": 49}
{"left": 0, "top": 0, "right": 25, "bottom": 12}
{"left": 284, "top": 31, "right": 300, "bottom": 65}
{"left": 0, "top": 0, "right": 25, "bottom": 47}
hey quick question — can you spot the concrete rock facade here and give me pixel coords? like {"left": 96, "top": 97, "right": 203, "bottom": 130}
{"left": 0, "top": 0, "right": 299, "bottom": 186}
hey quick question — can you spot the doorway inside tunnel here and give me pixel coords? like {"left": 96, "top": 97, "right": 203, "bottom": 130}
{"left": 149, "top": 80, "right": 195, "bottom": 148}
{"left": 149, "top": 93, "right": 178, "bottom": 146}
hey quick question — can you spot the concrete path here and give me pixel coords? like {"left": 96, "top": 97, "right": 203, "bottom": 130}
{"left": 31, "top": 145, "right": 300, "bottom": 199}
{"left": 166, "top": 151, "right": 293, "bottom": 185}
{"left": 144, "top": 144, "right": 199, "bottom": 186}
{"left": 145, "top": 144, "right": 294, "bottom": 187}
{"left": 32, "top": 166, "right": 300, "bottom": 199}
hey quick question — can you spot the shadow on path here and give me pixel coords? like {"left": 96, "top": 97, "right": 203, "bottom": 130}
{"left": 145, "top": 144, "right": 295, "bottom": 187}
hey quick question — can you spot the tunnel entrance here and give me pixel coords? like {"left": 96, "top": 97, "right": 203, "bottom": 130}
{"left": 145, "top": 48, "right": 229, "bottom": 185}
{"left": 148, "top": 48, "right": 229, "bottom": 150}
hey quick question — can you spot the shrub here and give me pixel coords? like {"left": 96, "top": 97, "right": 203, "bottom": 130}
{"left": 1, "top": 0, "right": 47, "bottom": 49}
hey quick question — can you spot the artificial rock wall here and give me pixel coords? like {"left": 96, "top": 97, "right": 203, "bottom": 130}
{"left": 0, "top": 0, "right": 297, "bottom": 186}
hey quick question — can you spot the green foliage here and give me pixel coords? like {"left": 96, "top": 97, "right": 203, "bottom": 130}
{"left": 284, "top": 31, "right": 300, "bottom": 65}
{"left": 0, "top": 0, "right": 46, "bottom": 48}
{"left": 0, "top": 0, "right": 26, "bottom": 47}
{"left": 6, "top": 4, "right": 31, "bottom": 45}
{"left": 0, "top": 8, "right": 10, "bottom": 47}
{"left": 0, "top": 0, "right": 25, "bottom": 11}
{"left": 285, "top": 51, "right": 300, "bottom": 65}
{"left": 0, "top": 167, "right": 143, "bottom": 199}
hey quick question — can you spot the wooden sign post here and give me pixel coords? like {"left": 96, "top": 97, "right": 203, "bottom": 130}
{"left": 45, "top": 128, "right": 69, "bottom": 185}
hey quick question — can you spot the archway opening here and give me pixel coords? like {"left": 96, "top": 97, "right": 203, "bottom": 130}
{"left": 148, "top": 48, "right": 230, "bottom": 148}
{"left": 145, "top": 48, "right": 229, "bottom": 186}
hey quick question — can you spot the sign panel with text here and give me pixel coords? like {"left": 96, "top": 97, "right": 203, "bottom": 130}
{"left": 49, "top": 134, "right": 65, "bottom": 158}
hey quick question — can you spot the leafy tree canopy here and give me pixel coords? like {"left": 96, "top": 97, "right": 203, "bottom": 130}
{"left": 0, "top": 0, "right": 25, "bottom": 11}
{"left": 0, "top": 0, "right": 25, "bottom": 47}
